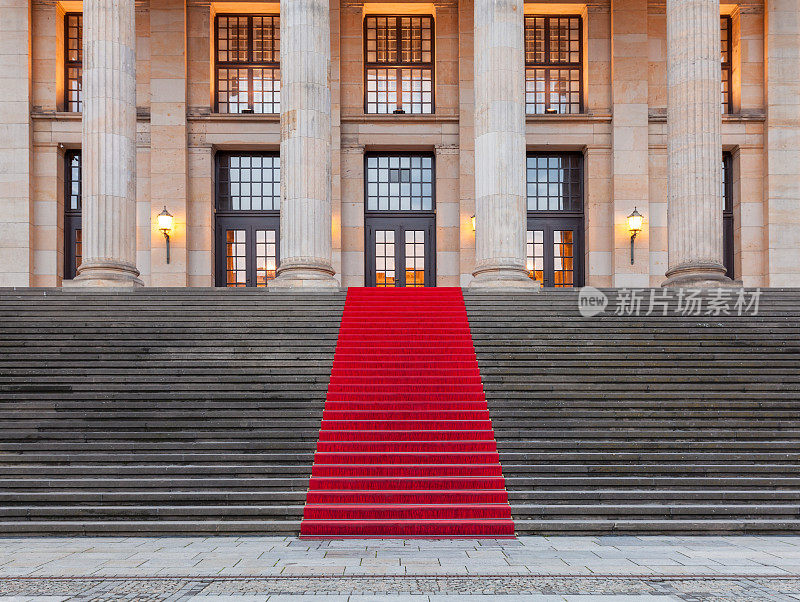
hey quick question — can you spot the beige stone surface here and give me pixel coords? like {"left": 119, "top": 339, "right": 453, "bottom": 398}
{"left": 0, "top": 0, "right": 33, "bottom": 287}
{"left": 3, "top": 0, "right": 799, "bottom": 289}
{"left": 612, "top": 0, "right": 650, "bottom": 288}
{"left": 149, "top": 0, "right": 188, "bottom": 287}
{"left": 764, "top": 0, "right": 800, "bottom": 287}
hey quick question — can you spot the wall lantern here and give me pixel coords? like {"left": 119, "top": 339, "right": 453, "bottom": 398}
{"left": 157, "top": 206, "right": 174, "bottom": 264}
{"left": 471, "top": 214, "right": 476, "bottom": 232}
{"left": 627, "top": 207, "right": 643, "bottom": 265}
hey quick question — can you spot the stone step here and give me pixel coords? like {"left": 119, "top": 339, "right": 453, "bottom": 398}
{"left": 0, "top": 520, "right": 301, "bottom": 534}
{"left": 510, "top": 504, "right": 800, "bottom": 519}
{"left": 0, "top": 505, "right": 303, "bottom": 518}
{"left": 0, "top": 477, "right": 311, "bottom": 489}
{"left": 510, "top": 519, "right": 800, "bottom": 534}
{"left": 502, "top": 489, "right": 800, "bottom": 502}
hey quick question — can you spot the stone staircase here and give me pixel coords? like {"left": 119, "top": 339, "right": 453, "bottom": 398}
{"left": 2, "top": 287, "right": 800, "bottom": 535}
{"left": 0, "top": 288, "right": 346, "bottom": 534}
{"left": 465, "top": 288, "right": 800, "bottom": 533}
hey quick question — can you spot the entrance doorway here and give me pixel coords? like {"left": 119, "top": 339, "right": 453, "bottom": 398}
{"left": 364, "top": 153, "right": 436, "bottom": 287}
{"left": 526, "top": 153, "right": 585, "bottom": 287}
{"left": 526, "top": 217, "right": 583, "bottom": 287}
{"left": 365, "top": 216, "right": 435, "bottom": 287}
{"left": 215, "top": 217, "right": 279, "bottom": 287}
{"left": 214, "top": 152, "right": 280, "bottom": 287}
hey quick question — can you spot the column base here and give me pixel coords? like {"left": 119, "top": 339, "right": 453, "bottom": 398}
{"left": 662, "top": 262, "right": 735, "bottom": 288}
{"left": 68, "top": 260, "right": 144, "bottom": 288}
{"left": 270, "top": 261, "right": 340, "bottom": 290}
{"left": 469, "top": 265, "right": 539, "bottom": 290}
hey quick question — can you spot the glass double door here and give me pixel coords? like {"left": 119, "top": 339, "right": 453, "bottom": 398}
{"left": 527, "top": 216, "right": 584, "bottom": 287}
{"left": 365, "top": 215, "right": 435, "bottom": 287}
{"left": 215, "top": 215, "right": 279, "bottom": 287}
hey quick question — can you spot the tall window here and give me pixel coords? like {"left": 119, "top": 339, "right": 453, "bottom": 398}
{"left": 364, "top": 154, "right": 436, "bottom": 287}
{"left": 722, "top": 153, "right": 734, "bottom": 279}
{"left": 526, "top": 154, "right": 584, "bottom": 287}
{"left": 214, "top": 153, "right": 280, "bottom": 287}
{"left": 65, "top": 13, "right": 82, "bottom": 112}
{"left": 215, "top": 15, "right": 280, "bottom": 114}
{"left": 721, "top": 16, "right": 732, "bottom": 114}
{"left": 525, "top": 16, "right": 582, "bottom": 114}
{"left": 64, "top": 151, "right": 82, "bottom": 279}
{"left": 364, "top": 16, "right": 434, "bottom": 114}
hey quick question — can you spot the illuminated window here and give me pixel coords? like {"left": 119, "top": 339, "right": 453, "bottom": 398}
{"left": 525, "top": 16, "right": 582, "bottom": 114}
{"left": 64, "top": 151, "right": 82, "bottom": 279}
{"left": 65, "top": 13, "right": 82, "bottom": 112}
{"left": 721, "top": 16, "right": 732, "bottom": 114}
{"left": 364, "top": 16, "right": 434, "bottom": 114}
{"left": 215, "top": 15, "right": 280, "bottom": 114}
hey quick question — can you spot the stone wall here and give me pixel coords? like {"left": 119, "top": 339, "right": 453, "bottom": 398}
{"left": 3, "top": 0, "right": 796, "bottom": 288}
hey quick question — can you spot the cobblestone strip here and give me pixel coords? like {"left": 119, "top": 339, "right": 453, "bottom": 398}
{"left": 1, "top": 575, "right": 800, "bottom": 600}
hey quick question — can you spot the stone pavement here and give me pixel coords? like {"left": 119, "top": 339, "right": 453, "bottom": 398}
{"left": 0, "top": 536, "right": 799, "bottom": 600}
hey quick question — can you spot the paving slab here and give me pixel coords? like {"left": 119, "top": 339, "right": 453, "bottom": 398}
{"left": 0, "top": 537, "right": 800, "bottom": 599}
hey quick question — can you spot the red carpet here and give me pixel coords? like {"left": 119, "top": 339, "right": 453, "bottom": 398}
{"left": 300, "top": 287, "right": 514, "bottom": 538}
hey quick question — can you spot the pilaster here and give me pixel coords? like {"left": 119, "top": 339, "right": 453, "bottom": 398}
{"left": 149, "top": 0, "right": 188, "bottom": 286}
{"left": 611, "top": 0, "right": 650, "bottom": 288}
{"left": 0, "top": 0, "right": 33, "bottom": 287}
{"left": 764, "top": 0, "right": 800, "bottom": 287}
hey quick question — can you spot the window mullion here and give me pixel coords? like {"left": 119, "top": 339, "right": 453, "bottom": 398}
{"left": 396, "top": 19, "right": 403, "bottom": 112}
{"left": 396, "top": 69, "right": 403, "bottom": 112}
{"left": 544, "top": 18, "right": 551, "bottom": 112}
{"left": 248, "top": 17, "right": 255, "bottom": 110}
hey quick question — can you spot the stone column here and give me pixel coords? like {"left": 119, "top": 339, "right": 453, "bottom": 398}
{"left": 73, "top": 0, "right": 142, "bottom": 287}
{"left": 663, "top": 0, "right": 731, "bottom": 287}
{"left": 271, "top": 0, "right": 338, "bottom": 288}
{"left": 469, "top": 0, "right": 534, "bottom": 288}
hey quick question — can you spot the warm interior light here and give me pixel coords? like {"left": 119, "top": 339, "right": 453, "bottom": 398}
{"left": 627, "top": 207, "right": 643, "bottom": 235}
{"left": 157, "top": 207, "right": 174, "bottom": 234}
{"left": 471, "top": 214, "right": 476, "bottom": 232}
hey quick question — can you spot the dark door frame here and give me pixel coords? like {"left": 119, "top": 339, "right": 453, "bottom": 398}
{"left": 526, "top": 213, "right": 585, "bottom": 288}
{"left": 365, "top": 213, "right": 436, "bottom": 287}
{"left": 214, "top": 213, "right": 280, "bottom": 287}
{"left": 722, "top": 152, "right": 734, "bottom": 280}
